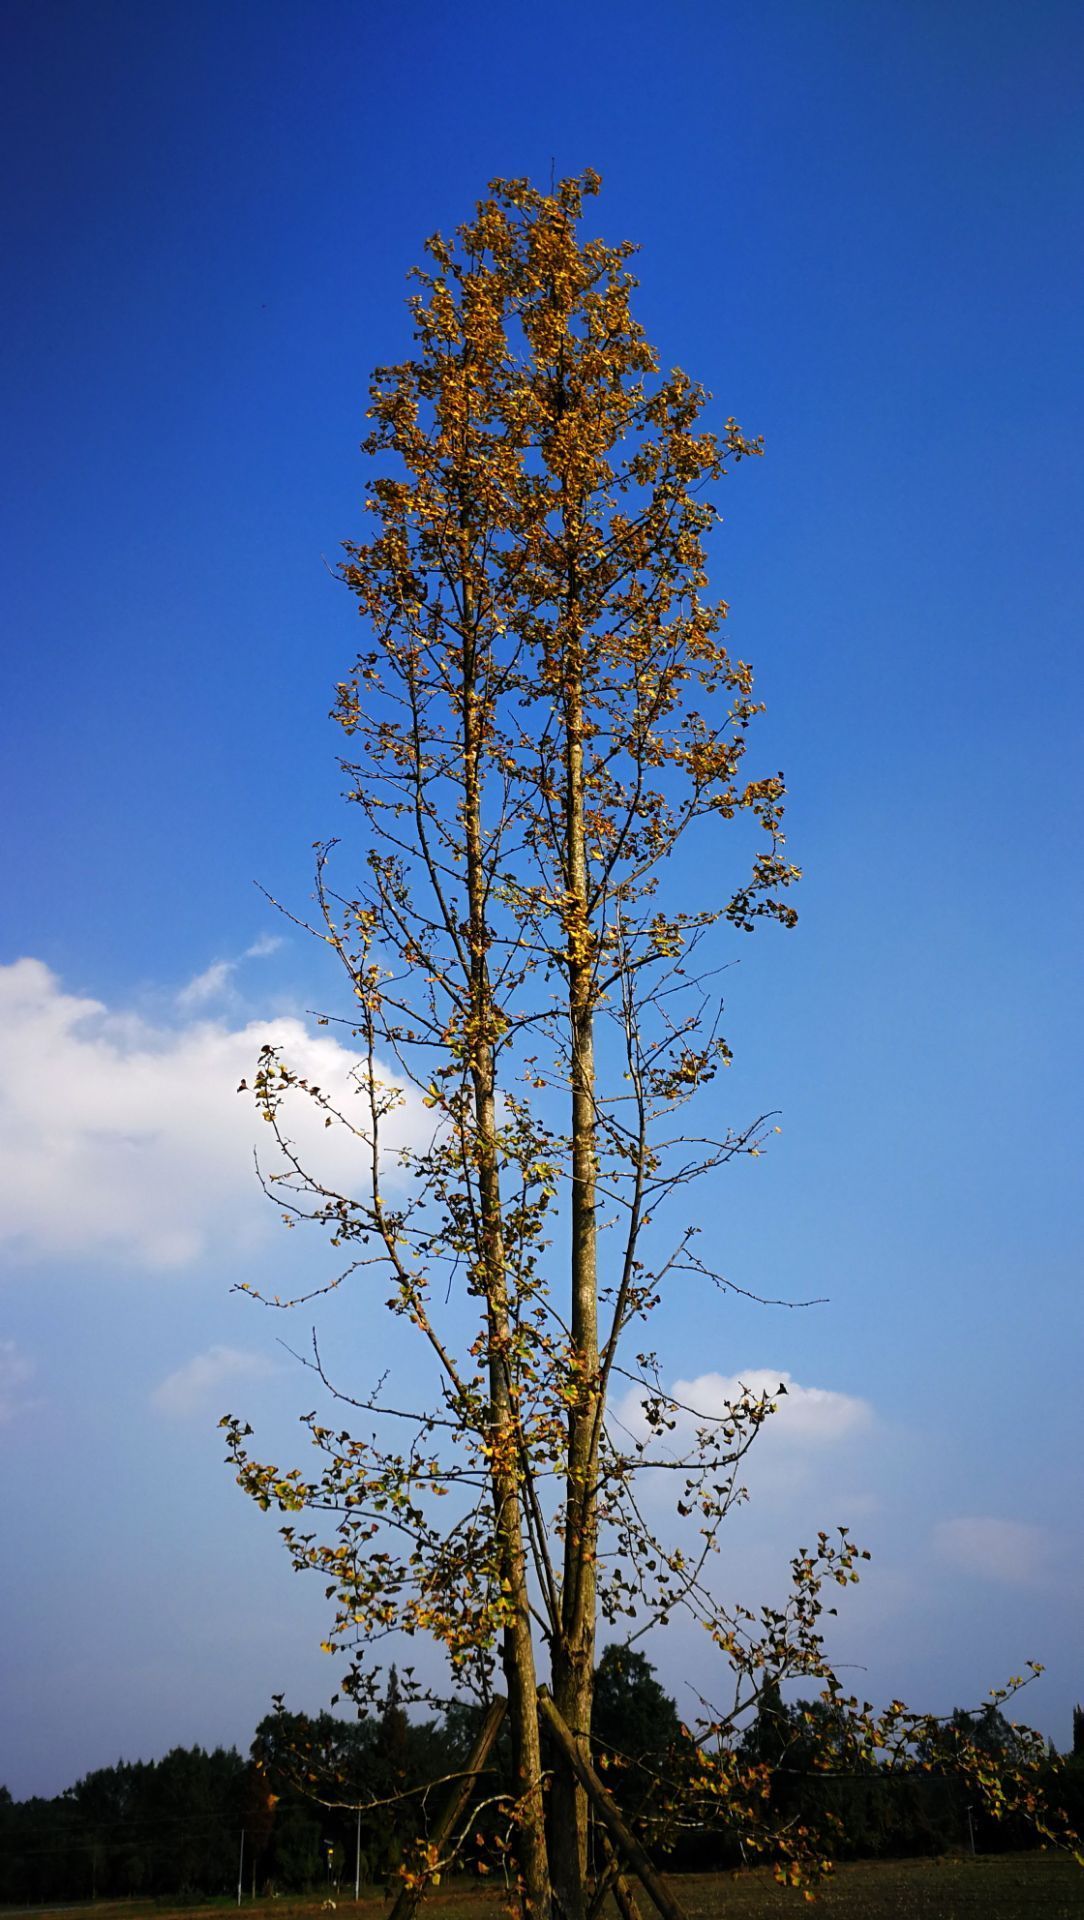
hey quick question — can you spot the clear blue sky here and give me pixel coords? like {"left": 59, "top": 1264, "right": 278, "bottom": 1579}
{"left": 2, "top": 0, "right": 1081, "bottom": 1795}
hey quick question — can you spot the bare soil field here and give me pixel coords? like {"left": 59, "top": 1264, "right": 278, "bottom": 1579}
{"left": 6, "top": 1855, "right": 1083, "bottom": 1920}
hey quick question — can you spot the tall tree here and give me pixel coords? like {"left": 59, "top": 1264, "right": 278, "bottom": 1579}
{"left": 592, "top": 1647, "right": 681, "bottom": 1774}
{"left": 224, "top": 173, "right": 1079, "bottom": 1915}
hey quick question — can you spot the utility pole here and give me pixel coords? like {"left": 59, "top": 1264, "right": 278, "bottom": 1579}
{"left": 237, "top": 1829, "right": 245, "bottom": 1906}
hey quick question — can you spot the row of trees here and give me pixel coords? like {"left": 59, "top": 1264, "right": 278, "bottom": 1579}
{"left": 4, "top": 1665, "right": 1083, "bottom": 1906}
{"left": 0, "top": 1704, "right": 414, "bottom": 1907}
{"left": 0, "top": 1745, "right": 251, "bottom": 1907}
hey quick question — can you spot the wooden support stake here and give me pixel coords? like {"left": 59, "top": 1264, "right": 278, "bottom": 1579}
{"left": 599, "top": 1828, "right": 646, "bottom": 1920}
{"left": 536, "top": 1690, "right": 688, "bottom": 1920}
{"left": 387, "top": 1695, "right": 507, "bottom": 1920}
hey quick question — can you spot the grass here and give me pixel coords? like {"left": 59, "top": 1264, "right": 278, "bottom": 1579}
{"left": 681, "top": 1854, "right": 1083, "bottom": 1916}
{"left": 7, "top": 1855, "right": 1083, "bottom": 1920}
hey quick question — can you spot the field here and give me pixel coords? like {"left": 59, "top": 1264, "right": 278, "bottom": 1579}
{"left": 6, "top": 1856, "right": 1083, "bottom": 1920}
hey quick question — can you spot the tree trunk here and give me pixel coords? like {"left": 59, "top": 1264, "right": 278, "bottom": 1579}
{"left": 461, "top": 597, "right": 551, "bottom": 1920}
{"left": 551, "top": 604, "right": 600, "bottom": 1920}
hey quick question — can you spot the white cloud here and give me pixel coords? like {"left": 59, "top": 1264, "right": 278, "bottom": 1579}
{"left": 151, "top": 1344, "right": 279, "bottom": 1417}
{"left": 0, "top": 1338, "right": 35, "bottom": 1424}
{"left": 618, "top": 1368, "right": 873, "bottom": 1451}
{"left": 243, "top": 934, "right": 285, "bottom": 961}
{"left": 175, "top": 934, "right": 285, "bottom": 1010}
{"left": 176, "top": 959, "right": 237, "bottom": 1010}
{"left": 611, "top": 1367, "right": 875, "bottom": 1512}
{"left": 671, "top": 1370, "right": 872, "bottom": 1444}
{"left": 933, "top": 1516, "right": 1049, "bottom": 1589}
{"left": 0, "top": 957, "right": 427, "bottom": 1271}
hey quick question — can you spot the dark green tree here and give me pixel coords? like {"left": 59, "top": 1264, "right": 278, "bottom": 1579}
{"left": 592, "top": 1647, "right": 681, "bottom": 1770}
{"left": 739, "top": 1678, "right": 793, "bottom": 1769}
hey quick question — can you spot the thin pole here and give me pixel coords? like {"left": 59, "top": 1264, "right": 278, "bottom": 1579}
{"left": 355, "top": 1806, "right": 362, "bottom": 1901}
{"left": 237, "top": 1829, "right": 245, "bottom": 1907}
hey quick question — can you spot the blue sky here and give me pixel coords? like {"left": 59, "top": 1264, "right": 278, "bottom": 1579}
{"left": 2, "top": 0, "right": 1082, "bottom": 1795}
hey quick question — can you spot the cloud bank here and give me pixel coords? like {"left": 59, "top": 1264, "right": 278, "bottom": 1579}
{"left": 0, "top": 958, "right": 426, "bottom": 1270}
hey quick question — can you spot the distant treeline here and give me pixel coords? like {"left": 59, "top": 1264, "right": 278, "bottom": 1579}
{"left": 3, "top": 1659, "right": 1081, "bottom": 1904}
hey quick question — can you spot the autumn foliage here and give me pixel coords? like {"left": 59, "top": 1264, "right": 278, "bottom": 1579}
{"left": 224, "top": 174, "right": 1079, "bottom": 1916}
